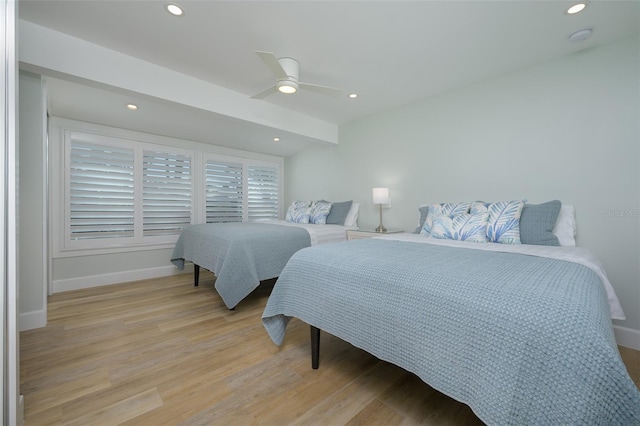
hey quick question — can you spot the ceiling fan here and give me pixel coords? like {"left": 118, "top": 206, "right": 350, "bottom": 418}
{"left": 251, "top": 51, "right": 342, "bottom": 99}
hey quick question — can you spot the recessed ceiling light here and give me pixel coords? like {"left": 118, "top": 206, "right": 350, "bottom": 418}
{"left": 166, "top": 4, "right": 184, "bottom": 16}
{"left": 126, "top": 103, "right": 138, "bottom": 111}
{"left": 567, "top": 2, "right": 587, "bottom": 14}
{"left": 348, "top": 93, "right": 358, "bottom": 99}
{"left": 273, "top": 137, "right": 280, "bottom": 142}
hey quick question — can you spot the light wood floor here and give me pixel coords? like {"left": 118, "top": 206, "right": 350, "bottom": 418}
{"left": 21, "top": 272, "right": 640, "bottom": 425}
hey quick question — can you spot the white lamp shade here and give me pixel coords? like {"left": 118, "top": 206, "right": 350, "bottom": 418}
{"left": 372, "top": 187, "right": 389, "bottom": 204}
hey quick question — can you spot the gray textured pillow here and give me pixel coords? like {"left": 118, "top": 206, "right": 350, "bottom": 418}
{"left": 519, "top": 200, "right": 562, "bottom": 246}
{"left": 413, "top": 205, "right": 430, "bottom": 234}
{"left": 324, "top": 200, "right": 353, "bottom": 225}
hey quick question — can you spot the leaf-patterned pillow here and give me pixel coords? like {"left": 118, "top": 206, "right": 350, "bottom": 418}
{"left": 420, "top": 202, "right": 471, "bottom": 236}
{"left": 431, "top": 211, "right": 489, "bottom": 243}
{"left": 285, "top": 200, "right": 312, "bottom": 224}
{"left": 309, "top": 201, "right": 332, "bottom": 224}
{"left": 472, "top": 200, "right": 525, "bottom": 244}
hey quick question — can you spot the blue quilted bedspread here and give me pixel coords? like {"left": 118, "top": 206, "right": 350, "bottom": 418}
{"left": 171, "top": 222, "right": 310, "bottom": 308}
{"left": 262, "top": 239, "right": 640, "bottom": 425}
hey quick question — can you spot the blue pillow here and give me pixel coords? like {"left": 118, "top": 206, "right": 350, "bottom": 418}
{"left": 413, "top": 206, "right": 430, "bottom": 234}
{"left": 519, "top": 200, "right": 561, "bottom": 246}
{"left": 324, "top": 200, "right": 353, "bottom": 225}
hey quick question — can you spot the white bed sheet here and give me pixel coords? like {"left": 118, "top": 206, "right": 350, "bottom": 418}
{"left": 374, "top": 232, "right": 625, "bottom": 320}
{"left": 266, "top": 220, "right": 357, "bottom": 246}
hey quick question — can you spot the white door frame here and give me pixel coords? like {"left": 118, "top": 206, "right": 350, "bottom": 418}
{"left": 2, "top": 0, "right": 21, "bottom": 424}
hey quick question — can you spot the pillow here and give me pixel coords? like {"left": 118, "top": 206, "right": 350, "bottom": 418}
{"left": 430, "top": 210, "right": 489, "bottom": 243}
{"left": 472, "top": 200, "right": 525, "bottom": 244}
{"left": 324, "top": 200, "right": 353, "bottom": 225}
{"left": 413, "top": 205, "right": 429, "bottom": 234}
{"left": 285, "top": 200, "right": 311, "bottom": 224}
{"left": 519, "top": 200, "right": 561, "bottom": 246}
{"left": 553, "top": 204, "right": 576, "bottom": 246}
{"left": 309, "top": 200, "right": 332, "bottom": 224}
{"left": 420, "top": 202, "right": 471, "bottom": 236}
{"left": 343, "top": 203, "right": 360, "bottom": 227}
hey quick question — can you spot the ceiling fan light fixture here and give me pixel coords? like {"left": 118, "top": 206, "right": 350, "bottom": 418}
{"left": 277, "top": 80, "right": 298, "bottom": 94}
{"left": 251, "top": 52, "right": 341, "bottom": 99}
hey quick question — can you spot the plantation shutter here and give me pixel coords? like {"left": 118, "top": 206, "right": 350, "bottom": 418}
{"left": 205, "top": 160, "right": 243, "bottom": 223}
{"left": 69, "top": 141, "right": 135, "bottom": 240}
{"left": 247, "top": 165, "right": 279, "bottom": 221}
{"left": 143, "top": 150, "right": 192, "bottom": 236}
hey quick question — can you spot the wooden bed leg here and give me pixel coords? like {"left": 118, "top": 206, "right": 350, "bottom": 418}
{"left": 311, "top": 325, "right": 320, "bottom": 369}
{"left": 194, "top": 264, "right": 200, "bottom": 287}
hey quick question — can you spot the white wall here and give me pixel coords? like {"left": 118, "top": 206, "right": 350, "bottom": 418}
{"left": 18, "top": 71, "right": 47, "bottom": 330}
{"left": 286, "top": 36, "right": 640, "bottom": 343}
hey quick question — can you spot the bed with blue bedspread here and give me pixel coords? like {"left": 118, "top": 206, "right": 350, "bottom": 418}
{"left": 171, "top": 221, "right": 353, "bottom": 308}
{"left": 262, "top": 235, "right": 640, "bottom": 425}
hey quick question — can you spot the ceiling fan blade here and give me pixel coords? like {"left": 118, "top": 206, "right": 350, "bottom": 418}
{"left": 255, "top": 51, "right": 288, "bottom": 80}
{"left": 299, "top": 82, "right": 343, "bottom": 97}
{"left": 251, "top": 85, "right": 278, "bottom": 99}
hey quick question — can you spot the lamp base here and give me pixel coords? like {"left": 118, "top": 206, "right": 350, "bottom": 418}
{"left": 375, "top": 225, "right": 387, "bottom": 233}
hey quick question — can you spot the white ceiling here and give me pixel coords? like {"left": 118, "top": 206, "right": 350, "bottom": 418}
{"left": 19, "top": 0, "right": 640, "bottom": 157}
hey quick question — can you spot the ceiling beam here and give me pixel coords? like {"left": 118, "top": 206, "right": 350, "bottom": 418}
{"left": 18, "top": 20, "right": 338, "bottom": 145}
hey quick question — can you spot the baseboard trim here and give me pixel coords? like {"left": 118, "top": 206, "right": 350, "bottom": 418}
{"left": 613, "top": 325, "right": 640, "bottom": 350}
{"left": 19, "top": 309, "right": 46, "bottom": 331}
{"left": 52, "top": 264, "right": 194, "bottom": 294}
{"left": 17, "top": 395, "right": 24, "bottom": 426}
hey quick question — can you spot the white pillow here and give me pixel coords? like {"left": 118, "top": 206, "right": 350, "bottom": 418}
{"left": 309, "top": 200, "right": 332, "bottom": 224}
{"left": 420, "top": 202, "right": 471, "bottom": 236}
{"left": 553, "top": 204, "right": 576, "bottom": 246}
{"left": 344, "top": 203, "right": 360, "bottom": 227}
{"left": 285, "top": 200, "right": 312, "bottom": 224}
{"left": 430, "top": 210, "right": 489, "bottom": 243}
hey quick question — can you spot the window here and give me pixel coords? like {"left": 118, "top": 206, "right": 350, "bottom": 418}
{"left": 248, "top": 165, "right": 279, "bottom": 221}
{"left": 205, "top": 159, "right": 243, "bottom": 223}
{"left": 52, "top": 121, "right": 283, "bottom": 256}
{"left": 64, "top": 134, "right": 194, "bottom": 249}
{"left": 203, "top": 157, "right": 280, "bottom": 223}
{"left": 68, "top": 141, "right": 135, "bottom": 241}
{"left": 143, "top": 150, "right": 192, "bottom": 236}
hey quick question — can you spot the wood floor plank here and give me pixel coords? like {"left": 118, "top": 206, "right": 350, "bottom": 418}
{"left": 62, "top": 387, "right": 164, "bottom": 426}
{"left": 290, "top": 361, "right": 405, "bottom": 425}
{"left": 24, "top": 366, "right": 112, "bottom": 417}
{"left": 619, "top": 345, "right": 640, "bottom": 388}
{"left": 20, "top": 273, "right": 640, "bottom": 425}
{"left": 346, "top": 398, "right": 406, "bottom": 426}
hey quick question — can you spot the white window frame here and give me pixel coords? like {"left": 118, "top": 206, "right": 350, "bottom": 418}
{"left": 50, "top": 118, "right": 284, "bottom": 258}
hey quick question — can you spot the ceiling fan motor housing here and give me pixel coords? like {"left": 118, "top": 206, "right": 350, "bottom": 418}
{"left": 277, "top": 57, "right": 299, "bottom": 84}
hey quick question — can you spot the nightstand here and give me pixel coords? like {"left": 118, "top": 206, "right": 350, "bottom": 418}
{"left": 346, "top": 229, "right": 405, "bottom": 241}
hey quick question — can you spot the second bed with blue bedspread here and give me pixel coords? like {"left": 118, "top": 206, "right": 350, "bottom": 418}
{"left": 171, "top": 222, "right": 311, "bottom": 309}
